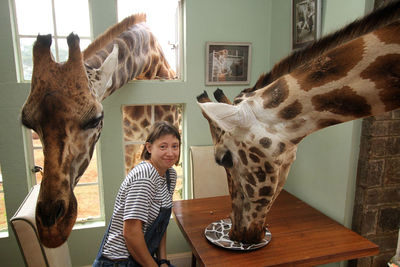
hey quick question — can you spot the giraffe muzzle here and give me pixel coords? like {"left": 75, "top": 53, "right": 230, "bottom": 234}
{"left": 35, "top": 194, "right": 77, "bottom": 248}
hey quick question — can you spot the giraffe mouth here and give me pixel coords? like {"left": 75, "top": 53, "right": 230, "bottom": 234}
{"left": 36, "top": 193, "right": 77, "bottom": 248}
{"left": 228, "top": 220, "right": 266, "bottom": 244}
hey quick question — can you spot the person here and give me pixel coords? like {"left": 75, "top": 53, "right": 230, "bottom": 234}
{"left": 93, "top": 121, "right": 180, "bottom": 267}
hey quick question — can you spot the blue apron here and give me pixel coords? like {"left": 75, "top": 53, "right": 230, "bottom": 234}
{"left": 93, "top": 171, "right": 174, "bottom": 267}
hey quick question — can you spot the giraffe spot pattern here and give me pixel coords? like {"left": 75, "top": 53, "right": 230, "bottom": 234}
{"left": 373, "top": 21, "right": 400, "bottom": 45}
{"left": 311, "top": 86, "right": 371, "bottom": 117}
{"left": 249, "top": 153, "right": 260, "bottom": 163}
{"left": 261, "top": 79, "right": 289, "bottom": 109}
{"left": 245, "top": 173, "right": 257, "bottom": 186}
{"left": 249, "top": 147, "right": 266, "bottom": 158}
{"left": 259, "top": 137, "right": 272, "bottom": 149}
{"left": 259, "top": 186, "right": 272, "bottom": 197}
{"left": 238, "top": 149, "right": 248, "bottom": 165}
{"left": 245, "top": 184, "right": 254, "bottom": 198}
{"left": 278, "top": 100, "right": 303, "bottom": 120}
{"left": 255, "top": 167, "right": 266, "bottom": 183}
{"left": 291, "top": 38, "right": 365, "bottom": 92}
{"left": 360, "top": 54, "right": 400, "bottom": 112}
{"left": 264, "top": 162, "right": 274, "bottom": 174}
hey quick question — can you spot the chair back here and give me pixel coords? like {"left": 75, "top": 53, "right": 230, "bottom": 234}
{"left": 190, "top": 146, "right": 229, "bottom": 198}
{"left": 11, "top": 184, "right": 72, "bottom": 267}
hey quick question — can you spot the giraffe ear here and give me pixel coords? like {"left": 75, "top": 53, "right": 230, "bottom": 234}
{"left": 198, "top": 102, "right": 255, "bottom": 131}
{"left": 92, "top": 44, "right": 119, "bottom": 101}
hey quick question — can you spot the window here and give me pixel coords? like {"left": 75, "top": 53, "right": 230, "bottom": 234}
{"left": 0, "top": 164, "right": 8, "bottom": 236}
{"left": 122, "top": 105, "right": 183, "bottom": 200}
{"left": 12, "top": 0, "right": 102, "bottom": 225}
{"left": 12, "top": 0, "right": 91, "bottom": 81}
{"left": 31, "top": 131, "right": 102, "bottom": 223}
{"left": 117, "top": 0, "right": 182, "bottom": 77}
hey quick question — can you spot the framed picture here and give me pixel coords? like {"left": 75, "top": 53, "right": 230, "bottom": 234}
{"left": 206, "top": 42, "right": 251, "bottom": 85}
{"left": 292, "top": 0, "right": 321, "bottom": 49}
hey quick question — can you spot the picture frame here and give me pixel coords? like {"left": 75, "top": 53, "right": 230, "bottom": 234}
{"left": 292, "top": 0, "right": 321, "bottom": 49}
{"left": 205, "top": 42, "right": 251, "bottom": 85}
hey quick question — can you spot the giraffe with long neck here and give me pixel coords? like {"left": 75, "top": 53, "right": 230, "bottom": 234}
{"left": 198, "top": 1, "right": 400, "bottom": 244}
{"left": 20, "top": 14, "right": 176, "bottom": 248}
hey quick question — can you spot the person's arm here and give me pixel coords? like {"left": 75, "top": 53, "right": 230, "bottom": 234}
{"left": 157, "top": 231, "right": 168, "bottom": 267}
{"left": 123, "top": 219, "right": 158, "bottom": 267}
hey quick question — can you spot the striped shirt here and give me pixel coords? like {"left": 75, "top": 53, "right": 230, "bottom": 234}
{"left": 102, "top": 161, "right": 176, "bottom": 260}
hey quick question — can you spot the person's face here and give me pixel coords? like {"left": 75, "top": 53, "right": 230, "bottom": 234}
{"left": 146, "top": 134, "right": 180, "bottom": 174}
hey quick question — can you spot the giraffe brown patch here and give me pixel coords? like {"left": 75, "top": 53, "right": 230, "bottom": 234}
{"left": 245, "top": 184, "right": 254, "bottom": 198}
{"left": 164, "top": 114, "right": 174, "bottom": 124}
{"left": 244, "top": 202, "right": 250, "bottom": 211}
{"left": 275, "top": 142, "right": 286, "bottom": 155}
{"left": 261, "top": 79, "right": 289, "bottom": 109}
{"left": 259, "top": 137, "right": 272, "bottom": 149}
{"left": 317, "top": 119, "right": 343, "bottom": 129}
{"left": 255, "top": 198, "right": 270, "bottom": 206}
{"left": 270, "top": 176, "right": 276, "bottom": 184}
{"left": 252, "top": 212, "right": 258, "bottom": 219}
{"left": 373, "top": 21, "right": 400, "bottom": 45}
{"left": 245, "top": 173, "right": 256, "bottom": 186}
{"left": 311, "top": 86, "right": 371, "bottom": 117}
{"left": 259, "top": 186, "right": 272, "bottom": 197}
{"left": 255, "top": 167, "right": 266, "bottom": 183}
{"left": 278, "top": 100, "right": 303, "bottom": 120}
{"left": 249, "top": 153, "right": 260, "bottom": 163}
{"left": 360, "top": 54, "right": 400, "bottom": 112}
{"left": 291, "top": 38, "right": 365, "bottom": 92}
{"left": 140, "top": 119, "right": 150, "bottom": 128}
{"left": 264, "top": 162, "right": 274, "bottom": 174}
{"left": 249, "top": 147, "right": 266, "bottom": 158}
{"left": 238, "top": 149, "right": 248, "bottom": 165}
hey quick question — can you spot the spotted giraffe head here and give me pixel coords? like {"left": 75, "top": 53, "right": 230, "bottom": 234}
{"left": 197, "top": 91, "right": 297, "bottom": 244}
{"left": 20, "top": 33, "right": 118, "bottom": 248}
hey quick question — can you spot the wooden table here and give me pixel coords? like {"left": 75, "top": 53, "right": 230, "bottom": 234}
{"left": 173, "top": 191, "right": 378, "bottom": 267}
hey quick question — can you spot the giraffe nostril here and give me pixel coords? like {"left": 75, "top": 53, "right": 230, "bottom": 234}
{"left": 216, "top": 150, "right": 233, "bottom": 168}
{"left": 36, "top": 200, "right": 66, "bottom": 227}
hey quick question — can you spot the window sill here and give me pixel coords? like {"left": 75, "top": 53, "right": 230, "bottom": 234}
{"left": 73, "top": 219, "right": 105, "bottom": 230}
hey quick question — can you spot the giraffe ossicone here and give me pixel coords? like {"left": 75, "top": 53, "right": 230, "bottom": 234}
{"left": 21, "top": 14, "right": 176, "bottom": 248}
{"left": 198, "top": 1, "right": 400, "bottom": 244}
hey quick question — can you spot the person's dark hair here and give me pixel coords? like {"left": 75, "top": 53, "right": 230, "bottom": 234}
{"left": 141, "top": 121, "right": 181, "bottom": 165}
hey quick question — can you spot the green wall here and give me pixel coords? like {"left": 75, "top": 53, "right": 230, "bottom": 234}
{"left": 0, "top": 0, "right": 374, "bottom": 266}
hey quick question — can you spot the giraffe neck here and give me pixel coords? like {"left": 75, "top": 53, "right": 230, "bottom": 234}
{"left": 245, "top": 21, "right": 400, "bottom": 144}
{"left": 84, "top": 19, "right": 175, "bottom": 101}
{"left": 235, "top": 0, "right": 400, "bottom": 103}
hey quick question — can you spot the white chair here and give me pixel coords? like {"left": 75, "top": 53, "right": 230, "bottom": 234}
{"left": 10, "top": 184, "right": 72, "bottom": 267}
{"left": 189, "top": 146, "right": 229, "bottom": 267}
{"left": 190, "top": 146, "right": 229, "bottom": 198}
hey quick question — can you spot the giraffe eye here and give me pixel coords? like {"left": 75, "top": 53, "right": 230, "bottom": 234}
{"left": 83, "top": 114, "right": 103, "bottom": 130}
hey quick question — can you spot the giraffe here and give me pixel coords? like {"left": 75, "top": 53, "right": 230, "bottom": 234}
{"left": 20, "top": 14, "right": 176, "bottom": 248}
{"left": 197, "top": 1, "right": 400, "bottom": 244}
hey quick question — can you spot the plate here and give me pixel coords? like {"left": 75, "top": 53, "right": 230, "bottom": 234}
{"left": 204, "top": 218, "right": 271, "bottom": 251}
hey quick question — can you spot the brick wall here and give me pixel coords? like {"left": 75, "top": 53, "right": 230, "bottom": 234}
{"left": 351, "top": 110, "right": 400, "bottom": 267}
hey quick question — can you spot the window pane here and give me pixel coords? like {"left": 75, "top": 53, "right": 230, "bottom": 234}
{"left": 54, "top": 0, "right": 90, "bottom": 36}
{"left": 20, "top": 38, "right": 57, "bottom": 80}
{"left": 75, "top": 184, "right": 101, "bottom": 221}
{"left": 57, "top": 38, "right": 91, "bottom": 62}
{"left": 15, "top": 0, "right": 54, "bottom": 35}
{"left": 122, "top": 104, "right": 183, "bottom": 200}
{"left": 19, "top": 38, "right": 35, "bottom": 81}
{"left": 0, "top": 164, "right": 8, "bottom": 232}
{"left": 118, "top": 0, "right": 180, "bottom": 73}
